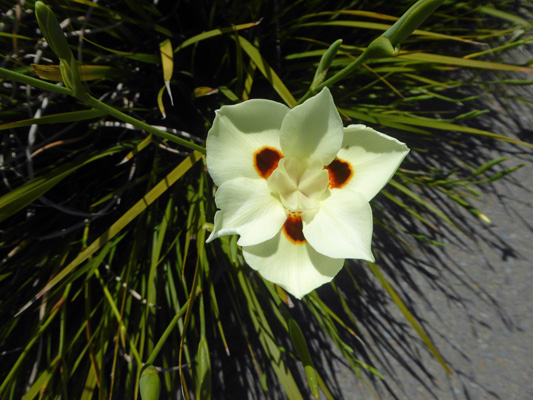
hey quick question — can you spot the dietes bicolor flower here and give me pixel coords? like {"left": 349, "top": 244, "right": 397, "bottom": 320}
{"left": 206, "top": 88, "right": 409, "bottom": 299}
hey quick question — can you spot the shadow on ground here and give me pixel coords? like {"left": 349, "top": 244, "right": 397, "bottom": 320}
{"left": 309, "top": 47, "right": 533, "bottom": 400}
{"left": 209, "top": 46, "right": 533, "bottom": 400}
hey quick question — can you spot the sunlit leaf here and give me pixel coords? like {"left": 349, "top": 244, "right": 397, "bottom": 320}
{"left": 398, "top": 52, "right": 533, "bottom": 72}
{"left": 478, "top": 5, "right": 530, "bottom": 25}
{"left": 0, "top": 109, "right": 106, "bottom": 131}
{"left": 297, "top": 20, "right": 479, "bottom": 44}
{"left": 345, "top": 109, "right": 533, "bottom": 148}
{"left": 159, "top": 38, "right": 174, "bottom": 105}
{"left": 366, "top": 261, "right": 452, "bottom": 374}
{"left": 236, "top": 36, "right": 297, "bottom": 107}
{"left": 174, "top": 20, "right": 262, "bottom": 53}
{"left": 193, "top": 86, "right": 219, "bottom": 98}
{"left": 31, "top": 64, "right": 113, "bottom": 81}
{"left": 30, "top": 151, "right": 202, "bottom": 302}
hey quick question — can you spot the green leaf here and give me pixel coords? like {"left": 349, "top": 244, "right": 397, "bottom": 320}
{"left": 0, "top": 109, "right": 106, "bottom": 131}
{"left": 381, "top": 190, "right": 438, "bottom": 231}
{"left": 31, "top": 64, "right": 113, "bottom": 82}
{"left": 0, "top": 305, "right": 62, "bottom": 396}
{"left": 21, "top": 355, "right": 61, "bottom": 400}
{"left": 345, "top": 109, "right": 533, "bottom": 148}
{"left": 288, "top": 319, "right": 319, "bottom": 399}
{"left": 366, "top": 262, "right": 452, "bottom": 374}
{"left": 298, "top": 20, "right": 473, "bottom": 44}
{"left": 0, "top": 143, "right": 127, "bottom": 223}
{"left": 236, "top": 36, "right": 297, "bottom": 107}
{"left": 80, "top": 35, "right": 159, "bottom": 63}
{"left": 237, "top": 267, "right": 304, "bottom": 400}
{"left": 0, "top": 66, "right": 72, "bottom": 95}
{"left": 398, "top": 52, "right": 533, "bottom": 73}
{"left": 28, "top": 151, "right": 202, "bottom": 304}
{"left": 478, "top": 5, "right": 530, "bottom": 26}
{"left": 0, "top": 31, "right": 32, "bottom": 40}
{"left": 388, "top": 179, "right": 460, "bottom": 231}
{"left": 118, "top": 134, "right": 153, "bottom": 165}
{"left": 157, "top": 85, "right": 167, "bottom": 118}
{"left": 159, "top": 39, "right": 174, "bottom": 106}
{"left": 174, "top": 20, "right": 262, "bottom": 53}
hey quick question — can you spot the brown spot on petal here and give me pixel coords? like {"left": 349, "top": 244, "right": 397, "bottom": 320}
{"left": 254, "top": 147, "right": 282, "bottom": 179}
{"left": 282, "top": 213, "right": 306, "bottom": 244}
{"left": 325, "top": 158, "right": 352, "bottom": 188}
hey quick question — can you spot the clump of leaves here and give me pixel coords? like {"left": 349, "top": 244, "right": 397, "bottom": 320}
{"left": 0, "top": 0, "right": 531, "bottom": 399}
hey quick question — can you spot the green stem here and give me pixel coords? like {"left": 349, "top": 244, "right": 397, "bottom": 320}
{"left": 0, "top": 303, "right": 62, "bottom": 395}
{"left": 84, "top": 96, "right": 206, "bottom": 153}
{"left": 0, "top": 67, "right": 205, "bottom": 153}
{"left": 298, "top": 50, "right": 369, "bottom": 104}
{"left": 0, "top": 66, "right": 72, "bottom": 95}
{"left": 144, "top": 301, "right": 189, "bottom": 366}
{"left": 298, "top": 0, "right": 445, "bottom": 104}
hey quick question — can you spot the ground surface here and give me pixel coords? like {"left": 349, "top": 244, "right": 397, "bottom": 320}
{"left": 327, "top": 47, "right": 533, "bottom": 400}
{"left": 332, "top": 163, "right": 532, "bottom": 400}
{"left": 214, "top": 46, "right": 532, "bottom": 400}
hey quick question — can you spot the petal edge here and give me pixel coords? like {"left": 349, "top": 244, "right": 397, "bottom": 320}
{"left": 280, "top": 88, "right": 343, "bottom": 165}
{"left": 243, "top": 231, "right": 345, "bottom": 299}
{"left": 206, "top": 99, "right": 289, "bottom": 187}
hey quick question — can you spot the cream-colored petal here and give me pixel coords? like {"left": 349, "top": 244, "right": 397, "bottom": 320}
{"left": 336, "top": 125, "right": 409, "bottom": 201}
{"left": 298, "top": 164, "right": 329, "bottom": 200}
{"left": 303, "top": 188, "right": 374, "bottom": 261}
{"left": 206, "top": 177, "right": 286, "bottom": 246}
{"left": 206, "top": 211, "right": 239, "bottom": 242}
{"left": 280, "top": 88, "right": 343, "bottom": 165}
{"left": 242, "top": 231, "right": 345, "bottom": 299}
{"left": 206, "top": 99, "right": 289, "bottom": 187}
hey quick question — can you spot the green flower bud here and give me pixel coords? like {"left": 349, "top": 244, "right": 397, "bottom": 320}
{"left": 140, "top": 365, "right": 161, "bottom": 400}
{"left": 311, "top": 39, "right": 343, "bottom": 90}
{"left": 35, "top": 2, "right": 87, "bottom": 99}
{"left": 35, "top": 1, "right": 72, "bottom": 60}
{"left": 382, "top": 0, "right": 445, "bottom": 48}
{"left": 365, "top": 36, "right": 398, "bottom": 59}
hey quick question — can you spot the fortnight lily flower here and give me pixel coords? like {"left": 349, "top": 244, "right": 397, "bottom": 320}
{"left": 206, "top": 88, "right": 409, "bottom": 299}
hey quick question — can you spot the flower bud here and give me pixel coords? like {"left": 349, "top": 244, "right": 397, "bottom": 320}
{"left": 35, "top": 2, "right": 87, "bottom": 99}
{"left": 365, "top": 36, "right": 398, "bottom": 59}
{"left": 35, "top": 2, "right": 72, "bottom": 60}
{"left": 311, "top": 39, "right": 343, "bottom": 90}
{"left": 140, "top": 365, "right": 161, "bottom": 400}
{"left": 382, "top": 0, "right": 445, "bottom": 48}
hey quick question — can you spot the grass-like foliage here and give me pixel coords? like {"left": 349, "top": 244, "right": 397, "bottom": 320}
{"left": 0, "top": 0, "right": 531, "bottom": 398}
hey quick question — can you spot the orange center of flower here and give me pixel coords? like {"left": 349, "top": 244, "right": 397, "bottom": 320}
{"left": 254, "top": 147, "right": 282, "bottom": 179}
{"left": 282, "top": 213, "right": 306, "bottom": 244}
{"left": 325, "top": 158, "right": 352, "bottom": 188}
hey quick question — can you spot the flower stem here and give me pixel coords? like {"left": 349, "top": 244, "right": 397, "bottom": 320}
{"left": 298, "top": 0, "right": 445, "bottom": 104}
{"left": 84, "top": 95, "right": 206, "bottom": 153}
{"left": 30, "top": 1, "right": 207, "bottom": 153}
{"left": 298, "top": 52, "right": 368, "bottom": 105}
{"left": 0, "top": 66, "right": 72, "bottom": 95}
{"left": 144, "top": 300, "right": 189, "bottom": 366}
{"left": 0, "top": 66, "right": 205, "bottom": 153}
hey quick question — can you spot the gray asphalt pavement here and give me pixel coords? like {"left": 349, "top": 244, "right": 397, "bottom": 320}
{"left": 327, "top": 47, "right": 533, "bottom": 400}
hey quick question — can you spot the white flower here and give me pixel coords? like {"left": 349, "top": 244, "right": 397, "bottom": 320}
{"left": 206, "top": 88, "right": 409, "bottom": 299}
